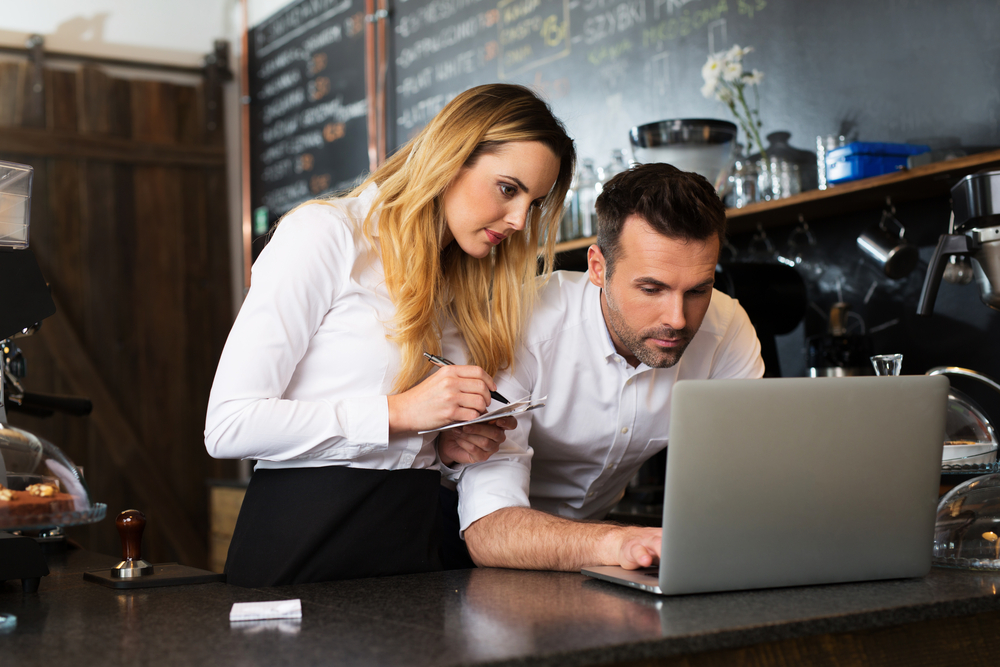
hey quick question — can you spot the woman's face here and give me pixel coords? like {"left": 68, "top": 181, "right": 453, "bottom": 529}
{"left": 440, "top": 141, "right": 561, "bottom": 258}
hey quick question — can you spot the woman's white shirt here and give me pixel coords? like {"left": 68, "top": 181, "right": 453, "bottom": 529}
{"left": 204, "top": 185, "right": 438, "bottom": 471}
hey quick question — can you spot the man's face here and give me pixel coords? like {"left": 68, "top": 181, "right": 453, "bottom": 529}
{"left": 587, "top": 215, "right": 719, "bottom": 368}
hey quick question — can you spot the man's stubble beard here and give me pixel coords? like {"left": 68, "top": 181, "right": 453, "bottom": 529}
{"left": 603, "top": 287, "right": 692, "bottom": 369}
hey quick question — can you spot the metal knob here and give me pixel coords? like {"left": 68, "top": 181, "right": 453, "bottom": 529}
{"left": 111, "top": 509, "right": 154, "bottom": 578}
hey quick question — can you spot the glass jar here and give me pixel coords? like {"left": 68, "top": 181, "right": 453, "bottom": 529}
{"left": 749, "top": 132, "right": 818, "bottom": 200}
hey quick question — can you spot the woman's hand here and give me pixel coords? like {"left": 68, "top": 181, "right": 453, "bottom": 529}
{"left": 438, "top": 417, "right": 517, "bottom": 466}
{"left": 387, "top": 365, "right": 498, "bottom": 434}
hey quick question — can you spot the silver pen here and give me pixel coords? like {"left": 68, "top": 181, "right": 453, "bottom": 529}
{"left": 423, "top": 352, "right": 510, "bottom": 404}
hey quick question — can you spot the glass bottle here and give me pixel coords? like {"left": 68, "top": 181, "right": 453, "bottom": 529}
{"left": 599, "top": 148, "right": 629, "bottom": 184}
{"left": 560, "top": 170, "right": 579, "bottom": 242}
{"left": 726, "top": 143, "right": 757, "bottom": 208}
{"left": 576, "top": 158, "right": 599, "bottom": 239}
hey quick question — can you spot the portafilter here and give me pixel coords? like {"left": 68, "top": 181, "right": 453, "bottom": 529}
{"left": 918, "top": 170, "right": 1000, "bottom": 315}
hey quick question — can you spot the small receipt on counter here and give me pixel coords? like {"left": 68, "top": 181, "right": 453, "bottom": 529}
{"left": 230, "top": 599, "right": 302, "bottom": 622}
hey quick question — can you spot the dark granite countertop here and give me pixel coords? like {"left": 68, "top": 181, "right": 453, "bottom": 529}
{"left": 4, "top": 546, "right": 1000, "bottom": 666}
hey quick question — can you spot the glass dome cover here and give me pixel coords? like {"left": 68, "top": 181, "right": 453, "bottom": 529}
{"left": 0, "top": 422, "right": 106, "bottom": 530}
{"left": 941, "top": 385, "right": 999, "bottom": 472}
{"left": 927, "top": 367, "right": 1000, "bottom": 474}
{"left": 934, "top": 474, "right": 1000, "bottom": 570}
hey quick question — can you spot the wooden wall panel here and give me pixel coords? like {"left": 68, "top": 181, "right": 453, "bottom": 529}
{"left": 46, "top": 69, "right": 78, "bottom": 133}
{"left": 48, "top": 160, "right": 88, "bottom": 330}
{"left": 0, "top": 58, "right": 234, "bottom": 567}
{"left": 0, "top": 63, "right": 22, "bottom": 126}
{"left": 130, "top": 80, "right": 179, "bottom": 146}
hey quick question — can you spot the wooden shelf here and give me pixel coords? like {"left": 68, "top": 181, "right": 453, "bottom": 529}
{"left": 727, "top": 148, "right": 1000, "bottom": 233}
{"left": 552, "top": 149, "right": 1000, "bottom": 254}
{"left": 551, "top": 235, "right": 596, "bottom": 253}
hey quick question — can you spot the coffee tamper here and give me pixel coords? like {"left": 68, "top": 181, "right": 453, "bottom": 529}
{"left": 111, "top": 509, "right": 155, "bottom": 578}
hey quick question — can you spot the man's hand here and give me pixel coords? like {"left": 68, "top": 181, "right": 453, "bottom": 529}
{"left": 438, "top": 416, "right": 517, "bottom": 466}
{"left": 604, "top": 526, "right": 662, "bottom": 569}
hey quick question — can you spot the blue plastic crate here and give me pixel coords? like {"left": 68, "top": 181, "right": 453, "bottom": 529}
{"left": 825, "top": 142, "right": 930, "bottom": 184}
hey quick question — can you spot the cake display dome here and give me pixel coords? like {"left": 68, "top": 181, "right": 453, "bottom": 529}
{"left": 0, "top": 422, "right": 106, "bottom": 531}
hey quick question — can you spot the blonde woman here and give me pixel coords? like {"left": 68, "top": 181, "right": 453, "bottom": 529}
{"left": 205, "top": 84, "right": 575, "bottom": 587}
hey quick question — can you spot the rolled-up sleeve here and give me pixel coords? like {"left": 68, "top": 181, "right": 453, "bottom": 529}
{"left": 450, "top": 359, "right": 538, "bottom": 534}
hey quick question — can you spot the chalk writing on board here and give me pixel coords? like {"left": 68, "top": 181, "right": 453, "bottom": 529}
{"left": 255, "top": 0, "right": 352, "bottom": 56}
{"left": 580, "top": 0, "right": 646, "bottom": 46}
{"left": 498, "top": 0, "right": 571, "bottom": 78}
{"left": 397, "top": 11, "right": 498, "bottom": 69}
{"left": 250, "top": 0, "right": 371, "bottom": 238}
{"left": 398, "top": 92, "right": 461, "bottom": 131}
{"left": 641, "top": 0, "right": 758, "bottom": 48}
{"left": 395, "top": 0, "right": 491, "bottom": 38}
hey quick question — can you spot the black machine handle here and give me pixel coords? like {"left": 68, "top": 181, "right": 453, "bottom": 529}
{"left": 6, "top": 390, "right": 93, "bottom": 417}
{"left": 917, "top": 234, "right": 977, "bottom": 316}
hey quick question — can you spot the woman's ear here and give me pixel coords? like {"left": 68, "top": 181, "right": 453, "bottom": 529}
{"left": 587, "top": 244, "right": 606, "bottom": 289}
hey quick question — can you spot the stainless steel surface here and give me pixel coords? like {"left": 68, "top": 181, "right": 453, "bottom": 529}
{"left": 111, "top": 558, "right": 155, "bottom": 578}
{"left": 628, "top": 118, "right": 737, "bottom": 148}
{"left": 953, "top": 170, "right": 1000, "bottom": 230}
{"left": 856, "top": 211, "right": 918, "bottom": 279}
{"left": 919, "top": 231, "right": 1000, "bottom": 313}
{"left": 628, "top": 119, "right": 737, "bottom": 191}
{"left": 971, "top": 227, "right": 1000, "bottom": 309}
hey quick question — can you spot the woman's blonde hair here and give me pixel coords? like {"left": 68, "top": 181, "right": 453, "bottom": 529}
{"left": 354, "top": 84, "right": 575, "bottom": 392}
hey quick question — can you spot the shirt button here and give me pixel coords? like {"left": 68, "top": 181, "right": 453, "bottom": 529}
{"left": 606, "top": 463, "right": 614, "bottom": 469}
{"left": 587, "top": 491, "right": 594, "bottom": 497}
{"left": 621, "top": 427, "right": 628, "bottom": 434}
{"left": 626, "top": 378, "right": 633, "bottom": 386}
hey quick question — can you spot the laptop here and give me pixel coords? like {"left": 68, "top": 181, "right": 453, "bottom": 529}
{"left": 582, "top": 375, "right": 949, "bottom": 595}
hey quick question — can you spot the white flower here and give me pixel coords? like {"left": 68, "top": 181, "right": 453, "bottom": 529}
{"left": 700, "top": 78, "right": 718, "bottom": 98}
{"left": 722, "top": 60, "right": 743, "bottom": 82}
{"left": 744, "top": 69, "right": 764, "bottom": 85}
{"left": 716, "top": 87, "right": 733, "bottom": 104}
{"left": 725, "top": 44, "right": 752, "bottom": 61}
{"left": 701, "top": 53, "right": 724, "bottom": 83}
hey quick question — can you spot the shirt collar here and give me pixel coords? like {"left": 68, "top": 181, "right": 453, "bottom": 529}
{"left": 357, "top": 182, "right": 380, "bottom": 237}
{"left": 588, "top": 279, "right": 654, "bottom": 372}
{"left": 585, "top": 281, "right": 622, "bottom": 364}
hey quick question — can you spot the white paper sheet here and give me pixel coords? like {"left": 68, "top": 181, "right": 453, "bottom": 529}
{"left": 418, "top": 397, "right": 546, "bottom": 434}
{"left": 229, "top": 599, "right": 302, "bottom": 622}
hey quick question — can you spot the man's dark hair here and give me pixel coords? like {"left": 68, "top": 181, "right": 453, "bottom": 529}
{"left": 595, "top": 162, "right": 726, "bottom": 276}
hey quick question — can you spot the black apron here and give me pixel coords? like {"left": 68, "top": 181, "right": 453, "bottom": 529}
{"left": 225, "top": 466, "right": 442, "bottom": 587}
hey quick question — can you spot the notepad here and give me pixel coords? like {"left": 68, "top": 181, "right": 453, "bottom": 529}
{"left": 418, "top": 396, "right": 546, "bottom": 434}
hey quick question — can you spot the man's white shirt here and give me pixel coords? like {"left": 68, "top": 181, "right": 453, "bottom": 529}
{"left": 442, "top": 271, "right": 765, "bottom": 534}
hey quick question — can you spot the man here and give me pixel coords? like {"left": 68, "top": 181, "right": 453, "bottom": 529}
{"left": 439, "top": 162, "right": 764, "bottom": 571}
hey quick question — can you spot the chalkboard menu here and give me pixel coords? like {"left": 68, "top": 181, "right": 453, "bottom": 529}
{"left": 248, "top": 0, "right": 1000, "bottom": 257}
{"left": 248, "top": 0, "right": 372, "bottom": 258}
{"left": 392, "top": 0, "right": 1000, "bottom": 173}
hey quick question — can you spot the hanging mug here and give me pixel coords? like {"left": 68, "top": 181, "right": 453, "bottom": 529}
{"left": 856, "top": 211, "right": 919, "bottom": 280}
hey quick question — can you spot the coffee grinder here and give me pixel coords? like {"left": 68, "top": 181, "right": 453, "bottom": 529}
{"left": 918, "top": 170, "right": 1000, "bottom": 315}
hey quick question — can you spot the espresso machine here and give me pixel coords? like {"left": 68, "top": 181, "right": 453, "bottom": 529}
{"left": 918, "top": 170, "right": 1000, "bottom": 315}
